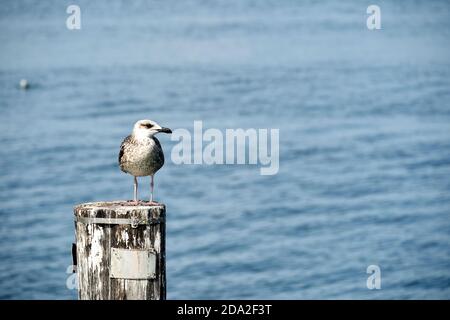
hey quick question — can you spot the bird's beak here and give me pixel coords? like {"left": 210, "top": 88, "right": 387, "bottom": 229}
{"left": 158, "top": 127, "right": 172, "bottom": 134}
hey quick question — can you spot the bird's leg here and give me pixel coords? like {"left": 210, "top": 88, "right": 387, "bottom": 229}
{"left": 149, "top": 174, "right": 155, "bottom": 204}
{"left": 133, "top": 176, "right": 139, "bottom": 205}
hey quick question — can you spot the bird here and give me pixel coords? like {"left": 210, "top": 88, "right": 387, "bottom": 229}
{"left": 119, "top": 119, "right": 172, "bottom": 204}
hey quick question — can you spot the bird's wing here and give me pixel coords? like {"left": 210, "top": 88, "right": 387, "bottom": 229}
{"left": 153, "top": 137, "right": 165, "bottom": 166}
{"left": 118, "top": 135, "right": 132, "bottom": 166}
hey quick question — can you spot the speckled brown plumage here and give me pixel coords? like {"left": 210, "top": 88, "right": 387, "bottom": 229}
{"left": 119, "top": 135, "right": 165, "bottom": 177}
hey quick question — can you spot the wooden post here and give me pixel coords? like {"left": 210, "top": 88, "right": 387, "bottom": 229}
{"left": 73, "top": 201, "right": 166, "bottom": 300}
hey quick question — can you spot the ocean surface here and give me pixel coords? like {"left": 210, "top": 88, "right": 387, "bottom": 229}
{"left": 1, "top": 0, "right": 450, "bottom": 299}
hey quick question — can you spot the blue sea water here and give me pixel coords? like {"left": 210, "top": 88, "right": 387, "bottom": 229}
{"left": 0, "top": 0, "right": 450, "bottom": 299}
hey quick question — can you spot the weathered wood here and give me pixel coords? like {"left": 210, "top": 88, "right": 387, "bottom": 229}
{"left": 74, "top": 201, "right": 166, "bottom": 300}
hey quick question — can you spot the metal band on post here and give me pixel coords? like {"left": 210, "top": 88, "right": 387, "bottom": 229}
{"left": 74, "top": 216, "right": 165, "bottom": 226}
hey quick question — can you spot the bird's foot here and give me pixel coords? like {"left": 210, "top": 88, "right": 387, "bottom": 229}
{"left": 148, "top": 200, "right": 159, "bottom": 206}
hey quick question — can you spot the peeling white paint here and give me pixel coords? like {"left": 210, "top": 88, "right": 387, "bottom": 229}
{"left": 90, "top": 226, "right": 104, "bottom": 266}
{"left": 117, "top": 209, "right": 128, "bottom": 216}
{"left": 121, "top": 230, "right": 129, "bottom": 246}
{"left": 89, "top": 226, "right": 105, "bottom": 295}
{"left": 154, "top": 232, "right": 161, "bottom": 252}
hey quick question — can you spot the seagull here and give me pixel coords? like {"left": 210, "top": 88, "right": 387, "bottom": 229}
{"left": 119, "top": 119, "right": 172, "bottom": 204}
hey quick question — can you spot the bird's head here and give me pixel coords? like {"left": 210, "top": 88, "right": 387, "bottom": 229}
{"left": 132, "top": 119, "right": 172, "bottom": 139}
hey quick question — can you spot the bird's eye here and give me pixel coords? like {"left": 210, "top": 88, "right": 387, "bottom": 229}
{"left": 140, "top": 123, "right": 153, "bottom": 129}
